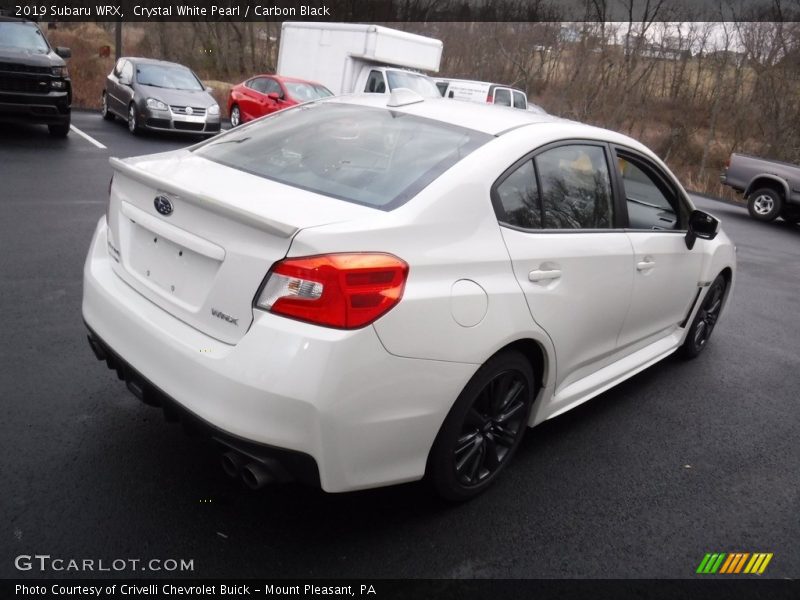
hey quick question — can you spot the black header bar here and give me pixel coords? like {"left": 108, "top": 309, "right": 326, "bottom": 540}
{"left": 2, "top": 0, "right": 799, "bottom": 22}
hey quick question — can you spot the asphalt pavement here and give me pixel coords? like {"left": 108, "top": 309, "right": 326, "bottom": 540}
{"left": 1, "top": 111, "right": 798, "bottom": 579}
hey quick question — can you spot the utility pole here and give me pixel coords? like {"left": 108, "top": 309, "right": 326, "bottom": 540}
{"left": 115, "top": 22, "right": 122, "bottom": 60}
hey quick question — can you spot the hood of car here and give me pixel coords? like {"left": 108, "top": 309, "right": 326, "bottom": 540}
{"left": 0, "top": 48, "right": 64, "bottom": 68}
{"left": 137, "top": 84, "right": 216, "bottom": 107}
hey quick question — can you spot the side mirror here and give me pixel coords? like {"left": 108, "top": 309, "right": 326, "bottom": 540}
{"left": 685, "top": 209, "right": 720, "bottom": 250}
{"left": 267, "top": 92, "right": 282, "bottom": 101}
{"left": 55, "top": 47, "right": 71, "bottom": 59}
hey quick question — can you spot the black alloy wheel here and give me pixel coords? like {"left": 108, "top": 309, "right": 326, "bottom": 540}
{"left": 680, "top": 274, "right": 727, "bottom": 359}
{"left": 428, "top": 351, "right": 535, "bottom": 501}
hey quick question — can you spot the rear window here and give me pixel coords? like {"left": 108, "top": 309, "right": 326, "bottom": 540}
{"left": 194, "top": 102, "right": 491, "bottom": 210}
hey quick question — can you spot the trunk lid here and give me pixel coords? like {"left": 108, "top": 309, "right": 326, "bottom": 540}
{"left": 106, "top": 150, "right": 376, "bottom": 344}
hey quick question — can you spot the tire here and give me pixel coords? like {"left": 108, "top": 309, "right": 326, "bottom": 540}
{"left": 426, "top": 350, "right": 535, "bottom": 502}
{"left": 747, "top": 187, "right": 783, "bottom": 222}
{"left": 679, "top": 274, "right": 727, "bottom": 359}
{"left": 127, "top": 103, "right": 141, "bottom": 135}
{"left": 48, "top": 120, "right": 70, "bottom": 137}
{"left": 101, "top": 92, "right": 115, "bottom": 121}
{"left": 230, "top": 104, "right": 241, "bottom": 127}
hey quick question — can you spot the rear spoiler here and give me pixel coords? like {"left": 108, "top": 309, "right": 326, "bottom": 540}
{"left": 109, "top": 157, "right": 298, "bottom": 238}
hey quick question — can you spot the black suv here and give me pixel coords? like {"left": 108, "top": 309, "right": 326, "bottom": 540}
{"left": 0, "top": 16, "right": 72, "bottom": 136}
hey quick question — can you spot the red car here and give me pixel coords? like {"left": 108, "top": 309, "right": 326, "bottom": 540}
{"left": 227, "top": 74, "right": 333, "bottom": 127}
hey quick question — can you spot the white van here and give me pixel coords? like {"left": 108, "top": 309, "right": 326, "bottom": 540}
{"left": 435, "top": 78, "right": 529, "bottom": 110}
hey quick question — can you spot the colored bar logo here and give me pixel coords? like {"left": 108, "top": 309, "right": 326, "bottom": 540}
{"left": 696, "top": 552, "right": 773, "bottom": 574}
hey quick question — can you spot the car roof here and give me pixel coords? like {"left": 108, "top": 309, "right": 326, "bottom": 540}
{"left": 251, "top": 74, "right": 327, "bottom": 86}
{"left": 122, "top": 57, "right": 191, "bottom": 68}
{"left": 327, "top": 94, "right": 646, "bottom": 150}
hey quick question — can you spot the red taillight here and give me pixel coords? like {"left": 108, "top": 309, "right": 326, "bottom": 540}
{"left": 486, "top": 93, "right": 493, "bottom": 104}
{"left": 256, "top": 253, "right": 409, "bottom": 329}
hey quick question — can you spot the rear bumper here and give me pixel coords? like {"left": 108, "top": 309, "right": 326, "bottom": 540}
{"left": 85, "top": 327, "right": 321, "bottom": 486}
{"left": 82, "top": 217, "right": 474, "bottom": 492}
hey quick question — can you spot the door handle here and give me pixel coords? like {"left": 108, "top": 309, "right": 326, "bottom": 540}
{"left": 529, "top": 269, "right": 562, "bottom": 282}
{"left": 637, "top": 260, "right": 656, "bottom": 271}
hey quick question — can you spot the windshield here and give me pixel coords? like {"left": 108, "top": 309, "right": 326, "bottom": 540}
{"left": 195, "top": 102, "right": 491, "bottom": 210}
{"left": 284, "top": 82, "right": 333, "bottom": 102}
{"left": 386, "top": 71, "right": 441, "bottom": 97}
{"left": 136, "top": 64, "right": 203, "bottom": 91}
{"left": 0, "top": 22, "right": 50, "bottom": 53}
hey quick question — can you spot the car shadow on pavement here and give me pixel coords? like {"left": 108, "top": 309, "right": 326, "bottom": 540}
{"left": 0, "top": 121, "right": 72, "bottom": 147}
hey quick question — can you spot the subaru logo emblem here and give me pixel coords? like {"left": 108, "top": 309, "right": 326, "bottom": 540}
{"left": 153, "top": 195, "right": 173, "bottom": 216}
{"left": 184, "top": 107, "right": 193, "bottom": 115}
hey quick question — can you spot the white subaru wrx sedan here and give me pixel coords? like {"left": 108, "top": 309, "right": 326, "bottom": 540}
{"left": 83, "top": 91, "right": 735, "bottom": 500}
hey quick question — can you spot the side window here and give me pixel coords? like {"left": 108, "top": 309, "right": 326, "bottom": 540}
{"left": 535, "top": 145, "right": 614, "bottom": 229}
{"left": 494, "top": 88, "right": 511, "bottom": 106}
{"left": 495, "top": 159, "right": 541, "bottom": 229}
{"left": 245, "top": 78, "right": 259, "bottom": 91}
{"left": 616, "top": 152, "right": 682, "bottom": 230}
{"left": 364, "top": 70, "right": 386, "bottom": 94}
{"left": 513, "top": 91, "right": 527, "bottom": 109}
{"left": 121, "top": 61, "right": 133, "bottom": 82}
{"left": 263, "top": 78, "right": 282, "bottom": 96}
{"left": 251, "top": 78, "right": 269, "bottom": 93}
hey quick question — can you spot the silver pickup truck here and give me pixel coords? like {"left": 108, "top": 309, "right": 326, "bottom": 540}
{"left": 720, "top": 153, "right": 800, "bottom": 223}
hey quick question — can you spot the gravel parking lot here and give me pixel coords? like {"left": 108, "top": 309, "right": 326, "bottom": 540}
{"left": 2, "top": 111, "right": 798, "bottom": 579}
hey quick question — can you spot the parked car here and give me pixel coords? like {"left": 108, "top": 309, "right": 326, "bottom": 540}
{"left": 83, "top": 91, "right": 735, "bottom": 501}
{"left": 0, "top": 16, "right": 71, "bottom": 137}
{"left": 101, "top": 57, "right": 220, "bottom": 136}
{"left": 227, "top": 74, "right": 332, "bottom": 127}
{"left": 435, "top": 78, "right": 529, "bottom": 110}
{"left": 720, "top": 153, "right": 800, "bottom": 223}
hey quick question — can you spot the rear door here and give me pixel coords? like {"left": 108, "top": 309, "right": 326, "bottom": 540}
{"left": 106, "top": 59, "right": 123, "bottom": 115}
{"left": 494, "top": 141, "right": 633, "bottom": 391}
{"left": 613, "top": 147, "right": 704, "bottom": 348}
{"left": 260, "top": 77, "right": 284, "bottom": 115}
{"left": 241, "top": 77, "right": 266, "bottom": 120}
{"left": 107, "top": 59, "right": 129, "bottom": 115}
{"left": 118, "top": 60, "right": 135, "bottom": 111}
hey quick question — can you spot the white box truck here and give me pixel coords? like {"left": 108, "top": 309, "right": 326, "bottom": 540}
{"left": 276, "top": 22, "right": 443, "bottom": 97}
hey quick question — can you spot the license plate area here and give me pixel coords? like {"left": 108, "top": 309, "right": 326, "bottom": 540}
{"left": 127, "top": 222, "right": 221, "bottom": 309}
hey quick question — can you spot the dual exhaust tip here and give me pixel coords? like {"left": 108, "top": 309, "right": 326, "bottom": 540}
{"left": 221, "top": 451, "right": 281, "bottom": 490}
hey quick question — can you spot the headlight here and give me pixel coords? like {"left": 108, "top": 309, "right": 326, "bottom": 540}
{"left": 207, "top": 104, "right": 220, "bottom": 116}
{"left": 51, "top": 66, "right": 68, "bottom": 78}
{"left": 146, "top": 98, "right": 168, "bottom": 111}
